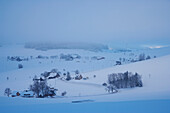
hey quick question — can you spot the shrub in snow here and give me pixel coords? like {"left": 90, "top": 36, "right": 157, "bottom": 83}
{"left": 66, "top": 72, "right": 71, "bottom": 81}
{"left": 116, "top": 61, "right": 121, "bottom": 65}
{"left": 4, "top": 88, "right": 12, "bottom": 97}
{"left": 146, "top": 55, "right": 151, "bottom": 60}
{"left": 138, "top": 53, "right": 145, "bottom": 61}
{"left": 106, "top": 84, "right": 118, "bottom": 93}
{"left": 7, "top": 56, "right": 10, "bottom": 61}
{"left": 83, "top": 77, "right": 89, "bottom": 80}
{"left": 61, "top": 91, "right": 67, "bottom": 96}
{"left": 122, "top": 58, "right": 125, "bottom": 62}
{"left": 18, "top": 64, "right": 23, "bottom": 69}
{"left": 63, "top": 73, "right": 66, "bottom": 76}
{"left": 108, "top": 71, "right": 143, "bottom": 90}
{"left": 131, "top": 59, "right": 135, "bottom": 62}
{"left": 102, "top": 83, "right": 107, "bottom": 86}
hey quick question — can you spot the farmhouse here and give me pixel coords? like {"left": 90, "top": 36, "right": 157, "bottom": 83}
{"left": 21, "top": 90, "right": 34, "bottom": 98}
{"left": 11, "top": 91, "right": 20, "bottom": 97}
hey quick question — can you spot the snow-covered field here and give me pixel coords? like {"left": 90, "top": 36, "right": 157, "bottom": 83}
{"left": 0, "top": 98, "right": 170, "bottom": 113}
{"left": 0, "top": 44, "right": 170, "bottom": 113}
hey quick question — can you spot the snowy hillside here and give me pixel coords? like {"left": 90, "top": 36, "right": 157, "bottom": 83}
{"left": 1, "top": 44, "right": 170, "bottom": 73}
{"left": 0, "top": 44, "right": 170, "bottom": 113}
{"left": 0, "top": 45, "right": 170, "bottom": 100}
{"left": 1, "top": 0, "right": 170, "bottom": 112}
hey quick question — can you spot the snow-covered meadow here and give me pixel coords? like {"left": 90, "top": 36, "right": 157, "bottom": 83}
{"left": 0, "top": 44, "right": 170, "bottom": 113}
{"left": 1, "top": 0, "right": 170, "bottom": 112}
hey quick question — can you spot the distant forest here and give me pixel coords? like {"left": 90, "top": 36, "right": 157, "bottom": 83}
{"left": 25, "top": 42, "right": 108, "bottom": 51}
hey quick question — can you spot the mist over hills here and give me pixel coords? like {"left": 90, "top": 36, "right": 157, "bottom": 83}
{"left": 25, "top": 42, "right": 109, "bottom": 51}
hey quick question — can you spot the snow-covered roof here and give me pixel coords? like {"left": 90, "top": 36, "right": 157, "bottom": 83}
{"left": 20, "top": 90, "right": 34, "bottom": 96}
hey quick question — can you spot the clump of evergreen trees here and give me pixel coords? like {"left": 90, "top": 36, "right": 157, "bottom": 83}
{"left": 108, "top": 71, "right": 143, "bottom": 89}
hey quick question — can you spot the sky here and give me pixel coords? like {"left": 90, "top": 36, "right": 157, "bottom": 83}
{"left": 0, "top": 0, "right": 170, "bottom": 47}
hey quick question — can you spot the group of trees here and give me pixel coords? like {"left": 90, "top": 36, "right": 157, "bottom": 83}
{"left": 139, "top": 53, "right": 151, "bottom": 61}
{"left": 24, "top": 42, "right": 108, "bottom": 52}
{"left": 41, "top": 69, "right": 61, "bottom": 80}
{"left": 7, "top": 56, "right": 29, "bottom": 62}
{"left": 40, "top": 69, "right": 82, "bottom": 81}
{"left": 108, "top": 71, "right": 143, "bottom": 90}
{"left": 60, "top": 53, "right": 81, "bottom": 61}
{"left": 116, "top": 53, "right": 152, "bottom": 66}
{"left": 29, "top": 76, "right": 55, "bottom": 97}
{"left": 138, "top": 53, "right": 146, "bottom": 61}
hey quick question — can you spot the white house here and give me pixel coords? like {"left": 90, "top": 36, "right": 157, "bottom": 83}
{"left": 21, "top": 90, "right": 34, "bottom": 98}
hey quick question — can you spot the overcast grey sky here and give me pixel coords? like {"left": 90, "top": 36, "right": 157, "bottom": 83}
{"left": 0, "top": 0, "right": 170, "bottom": 47}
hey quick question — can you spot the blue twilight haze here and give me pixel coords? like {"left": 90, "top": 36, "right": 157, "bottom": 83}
{"left": 0, "top": 0, "right": 170, "bottom": 48}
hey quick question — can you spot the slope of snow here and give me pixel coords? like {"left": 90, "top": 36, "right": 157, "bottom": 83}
{"left": 0, "top": 44, "right": 170, "bottom": 113}
{"left": 76, "top": 55, "right": 170, "bottom": 102}
{"left": 0, "top": 98, "right": 170, "bottom": 113}
{"left": 0, "top": 53, "right": 170, "bottom": 102}
{"left": 1, "top": 44, "right": 170, "bottom": 73}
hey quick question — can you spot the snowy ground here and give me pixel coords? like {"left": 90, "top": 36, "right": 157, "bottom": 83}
{"left": 0, "top": 44, "right": 170, "bottom": 113}
{"left": 0, "top": 98, "right": 170, "bottom": 113}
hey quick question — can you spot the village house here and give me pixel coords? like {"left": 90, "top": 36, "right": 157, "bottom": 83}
{"left": 11, "top": 91, "right": 20, "bottom": 97}
{"left": 21, "top": 90, "right": 34, "bottom": 98}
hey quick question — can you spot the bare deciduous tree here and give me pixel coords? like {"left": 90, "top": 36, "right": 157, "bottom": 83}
{"left": 107, "top": 71, "right": 143, "bottom": 92}
{"left": 4, "top": 88, "right": 11, "bottom": 97}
